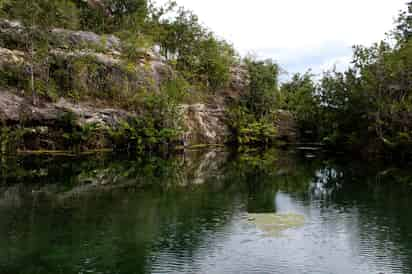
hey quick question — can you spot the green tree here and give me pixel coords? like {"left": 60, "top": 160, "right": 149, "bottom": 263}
{"left": 317, "top": 68, "right": 368, "bottom": 147}
{"left": 1, "top": 0, "right": 79, "bottom": 103}
{"left": 280, "top": 72, "right": 319, "bottom": 137}
{"left": 197, "top": 35, "right": 235, "bottom": 90}
{"left": 278, "top": 2, "right": 412, "bottom": 157}
{"left": 77, "top": 0, "right": 148, "bottom": 34}
{"left": 154, "top": 5, "right": 235, "bottom": 91}
{"left": 243, "top": 58, "right": 279, "bottom": 118}
{"left": 394, "top": 1, "right": 412, "bottom": 44}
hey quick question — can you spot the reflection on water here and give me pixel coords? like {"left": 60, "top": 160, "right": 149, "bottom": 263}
{"left": 1, "top": 149, "right": 412, "bottom": 274}
{"left": 247, "top": 213, "right": 305, "bottom": 237}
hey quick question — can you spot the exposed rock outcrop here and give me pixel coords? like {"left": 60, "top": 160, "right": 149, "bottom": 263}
{"left": 0, "top": 20, "right": 232, "bottom": 149}
{"left": 0, "top": 46, "right": 172, "bottom": 97}
{"left": 0, "top": 19, "right": 297, "bottom": 152}
{"left": 0, "top": 19, "right": 173, "bottom": 97}
{"left": 0, "top": 88, "right": 232, "bottom": 150}
{"left": 0, "top": 47, "right": 24, "bottom": 67}
{"left": 0, "top": 89, "right": 133, "bottom": 127}
{"left": 181, "top": 104, "right": 229, "bottom": 145}
{"left": 51, "top": 28, "right": 121, "bottom": 53}
{"left": 0, "top": 19, "right": 120, "bottom": 53}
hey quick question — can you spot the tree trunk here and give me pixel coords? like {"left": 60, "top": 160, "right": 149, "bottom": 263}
{"left": 30, "top": 43, "right": 37, "bottom": 106}
{"left": 29, "top": 6, "right": 37, "bottom": 106}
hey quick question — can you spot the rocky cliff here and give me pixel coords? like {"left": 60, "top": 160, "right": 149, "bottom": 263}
{"left": 0, "top": 19, "right": 296, "bottom": 153}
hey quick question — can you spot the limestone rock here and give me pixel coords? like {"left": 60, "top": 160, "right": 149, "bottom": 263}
{"left": 181, "top": 104, "right": 230, "bottom": 145}
{"left": 0, "top": 19, "right": 121, "bottom": 54}
{"left": 51, "top": 28, "right": 122, "bottom": 53}
{"left": 0, "top": 18, "right": 298, "bottom": 150}
{"left": 0, "top": 47, "right": 25, "bottom": 67}
{"left": 0, "top": 89, "right": 135, "bottom": 127}
{"left": 229, "top": 64, "right": 250, "bottom": 92}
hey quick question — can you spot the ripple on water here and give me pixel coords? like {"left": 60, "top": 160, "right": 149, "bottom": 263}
{"left": 3, "top": 153, "right": 412, "bottom": 274}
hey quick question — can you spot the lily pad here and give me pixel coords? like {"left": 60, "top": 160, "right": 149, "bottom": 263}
{"left": 247, "top": 213, "right": 305, "bottom": 237}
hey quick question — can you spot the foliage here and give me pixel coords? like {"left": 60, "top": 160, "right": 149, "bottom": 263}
{"left": 3, "top": 0, "right": 79, "bottom": 30}
{"left": 0, "top": 0, "right": 236, "bottom": 96}
{"left": 108, "top": 78, "right": 186, "bottom": 153}
{"left": 1, "top": 0, "right": 80, "bottom": 103}
{"left": 62, "top": 123, "right": 101, "bottom": 152}
{"left": 243, "top": 58, "right": 280, "bottom": 118}
{"left": 6, "top": 0, "right": 412, "bottom": 156}
{"left": 153, "top": 6, "right": 236, "bottom": 91}
{"left": 280, "top": 72, "right": 319, "bottom": 137}
{"left": 0, "top": 63, "right": 27, "bottom": 89}
{"left": 57, "top": 111, "right": 104, "bottom": 152}
{"left": 0, "top": 126, "right": 27, "bottom": 154}
{"left": 195, "top": 34, "right": 235, "bottom": 91}
{"left": 108, "top": 116, "right": 181, "bottom": 154}
{"left": 75, "top": 0, "right": 148, "bottom": 34}
{"left": 224, "top": 57, "right": 281, "bottom": 147}
{"left": 228, "top": 106, "right": 278, "bottom": 147}
{"left": 393, "top": 1, "right": 412, "bottom": 45}
{"left": 277, "top": 2, "right": 412, "bottom": 157}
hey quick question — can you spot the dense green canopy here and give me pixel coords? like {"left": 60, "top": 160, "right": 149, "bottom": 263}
{"left": 280, "top": 1, "right": 412, "bottom": 157}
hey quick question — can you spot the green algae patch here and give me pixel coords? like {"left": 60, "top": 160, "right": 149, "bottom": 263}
{"left": 247, "top": 213, "right": 305, "bottom": 237}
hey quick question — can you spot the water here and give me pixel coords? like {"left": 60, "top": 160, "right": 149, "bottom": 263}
{"left": 1, "top": 149, "right": 412, "bottom": 274}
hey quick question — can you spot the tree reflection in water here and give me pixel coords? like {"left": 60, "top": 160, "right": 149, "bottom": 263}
{"left": 0, "top": 149, "right": 412, "bottom": 273}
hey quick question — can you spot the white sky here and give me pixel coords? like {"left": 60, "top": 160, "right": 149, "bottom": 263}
{"left": 156, "top": 0, "right": 407, "bottom": 76}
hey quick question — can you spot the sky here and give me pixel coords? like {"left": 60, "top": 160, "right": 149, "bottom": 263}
{"left": 156, "top": 0, "right": 407, "bottom": 77}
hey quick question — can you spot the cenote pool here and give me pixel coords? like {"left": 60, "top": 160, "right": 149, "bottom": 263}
{"left": 1, "top": 149, "right": 412, "bottom": 274}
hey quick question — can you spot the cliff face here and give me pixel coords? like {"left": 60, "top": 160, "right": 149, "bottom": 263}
{"left": 0, "top": 19, "right": 296, "bottom": 152}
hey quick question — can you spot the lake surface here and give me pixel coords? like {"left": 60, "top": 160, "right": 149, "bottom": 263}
{"left": 1, "top": 149, "right": 412, "bottom": 274}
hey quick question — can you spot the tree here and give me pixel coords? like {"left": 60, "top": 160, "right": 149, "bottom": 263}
{"left": 154, "top": 5, "right": 235, "bottom": 91}
{"left": 280, "top": 72, "right": 319, "bottom": 136}
{"left": 394, "top": 1, "right": 412, "bottom": 45}
{"left": 277, "top": 1, "right": 412, "bottom": 156}
{"left": 197, "top": 34, "right": 235, "bottom": 90}
{"left": 77, "top": 0, "right": 148, "bottom": 34}
{"left": 1, "top": 0, "right": 79, "bottom": 104}
{"left": 243, "top": 58, "right": 279, "bottom": 118}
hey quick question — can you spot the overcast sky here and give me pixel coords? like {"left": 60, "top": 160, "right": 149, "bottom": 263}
{"left": 157, "top": 0, "right": 407, "bottom": 76}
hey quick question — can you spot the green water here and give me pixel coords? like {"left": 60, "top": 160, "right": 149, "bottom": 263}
{"left": 1, "top": 149, "right": 412, "bottom": 274}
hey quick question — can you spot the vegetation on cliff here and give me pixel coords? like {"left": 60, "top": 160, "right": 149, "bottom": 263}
{"left": 0, "top": 0, "right": 282, "bottom": 153}
{"left": 1, "top": 0, "right": 412, "bottom": 158}
{"left": 0, "top": 0, "right": 237, "bottom": 99}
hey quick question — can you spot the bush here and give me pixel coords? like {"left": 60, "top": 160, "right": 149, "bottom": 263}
{"left": 242, "top": 58, "right": 280, "bottom": 118}
{"left": 108, "top": 77, "right": 188, "bottom": 153}
{"left": 228, "top": 106, "right": 278, "bottom": 147}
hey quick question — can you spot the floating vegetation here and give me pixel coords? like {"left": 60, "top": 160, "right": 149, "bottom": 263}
{"left": 247, "top": 213, "right": 305, "bottom": 237}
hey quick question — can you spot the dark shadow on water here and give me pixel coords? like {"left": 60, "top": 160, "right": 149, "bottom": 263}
{"left": 1, "top": 148, "right": 412, "bottom": 273}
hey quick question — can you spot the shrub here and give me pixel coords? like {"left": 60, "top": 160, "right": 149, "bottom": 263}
{"left": 228, "top": 106, "right": 278, "bottom": 147}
